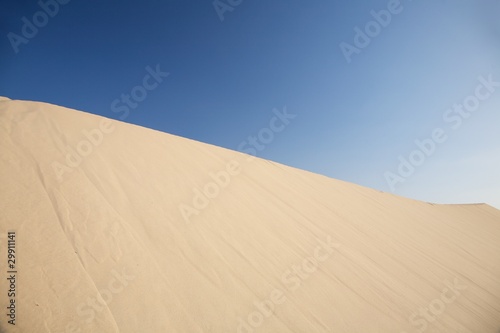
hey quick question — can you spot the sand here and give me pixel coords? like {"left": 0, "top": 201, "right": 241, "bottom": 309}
{"left": 0, "top": 97, "right": 499, "bottom": 332}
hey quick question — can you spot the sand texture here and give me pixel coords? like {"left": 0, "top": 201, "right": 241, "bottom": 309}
{"left": 0, "top": 98, "right": 499, "bottom": 332}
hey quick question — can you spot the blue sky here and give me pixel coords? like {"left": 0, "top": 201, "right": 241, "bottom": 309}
{"left": 1, "top": 0, "right": 499, "bottom": 208}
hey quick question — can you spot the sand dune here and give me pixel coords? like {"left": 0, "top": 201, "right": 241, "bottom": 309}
{"left": 0, "top": 97, "right": 499, "bottom": 332}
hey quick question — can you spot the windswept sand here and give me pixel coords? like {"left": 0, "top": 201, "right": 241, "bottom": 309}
{"left": 0, "top": 98, "right": 499, "bottom": 332}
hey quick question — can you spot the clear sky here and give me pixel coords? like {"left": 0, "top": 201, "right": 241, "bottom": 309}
{"left": 1, "top": 0, "right": 499, "bottom": 208}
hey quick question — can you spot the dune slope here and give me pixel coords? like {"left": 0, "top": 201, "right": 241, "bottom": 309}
{"left": 0, "top": 98, "right": 499, "bottom": 333}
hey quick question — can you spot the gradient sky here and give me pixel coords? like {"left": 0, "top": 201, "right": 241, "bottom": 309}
{"left": 1, "top": 0, "right": 499, "bottom": 208}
